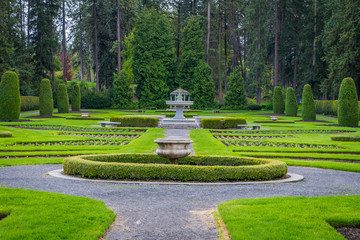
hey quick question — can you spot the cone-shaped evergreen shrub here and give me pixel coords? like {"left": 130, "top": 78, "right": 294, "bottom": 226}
{"left": 273, "top": 86, "right": 284, "bottom": 114}
{"left": 338, "top": 78, "right": 359, "bottom": 127}
{"left": 39, "top": 79, "right": 53, "bottom": 117}
{"left": 192, "top": 61, "right": 215, "bottom": 109}
{"left": 285, "top": 87, "right": 297, "bottom": 116}
{"left": 71, "top": 83, "right": 81, "bottom": 111}
{"left": 224, "top": 66, "right": 247, "bottom": 109}
{"left": 302, "top": 84, "right": 316, "bottom": 120}
{"left": 57, "top": 84, "right": 69, "bottom": 113}
{"left": 0, "top": 71, "right": 20, "bottom": 121}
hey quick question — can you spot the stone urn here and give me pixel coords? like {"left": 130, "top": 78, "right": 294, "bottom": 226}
{"left": 154, "top": 138, "right": 193, "bottom": 164}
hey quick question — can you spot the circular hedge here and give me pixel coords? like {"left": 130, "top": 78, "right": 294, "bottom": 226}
{"left": 63, "top": 153, "right": 288, "bottom": 182}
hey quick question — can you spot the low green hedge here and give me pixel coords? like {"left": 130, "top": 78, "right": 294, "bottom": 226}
{"left": 201, "top": 117, "right": 247, "bottom": 129}
{"left": 21, "top": 96, "right": 40, "bottom": 111}
{"left": 66, "top": 117, "right": 105, "bottom": 120}
{"left": 163, "top": 113, "right": 198, "bottom": 118}
{"left": 331, "top": 135, "right": 360, "bottom": 142}
{"left": 253, "top": 120, "right": 295, "bottom": 123}
{"left": 110, "top": 116, "right": 158, "bottom": 127}
{"left": 63, "top": 153, "right": 287, "bottom": 182}
{"left": 0, "top": 131, "right": 12, "bottom": 137}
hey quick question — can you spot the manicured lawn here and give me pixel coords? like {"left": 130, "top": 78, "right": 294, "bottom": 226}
{"left": 218, "top": 195, "right": 360, "bottom": 240}
{"left": 0, "top": 188, "right": 115, "bottom": 240}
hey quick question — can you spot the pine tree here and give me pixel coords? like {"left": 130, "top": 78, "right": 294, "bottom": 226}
{"left": 224, "top": 66, "right": 247, "bottom": 109}
{"left": 192, "top": 61, "right": 215, "bottom": 109}
{"left": 133, "top": 8, "right": 176, "bottom": 108}
{"left": 178, "top": 16, "right": 204, "bottom": 93}
{"left": 112, "top": 70, "right": 134, "bottom": 109}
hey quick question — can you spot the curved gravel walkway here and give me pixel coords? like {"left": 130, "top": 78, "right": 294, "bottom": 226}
{"left": 1, "top": 165, "right": 360, "bottom": 239}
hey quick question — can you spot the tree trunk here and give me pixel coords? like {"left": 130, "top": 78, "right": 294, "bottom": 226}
{"left": 206, "top": 0, "right": 210, "bottom": 63}
{"left": 312, "top": 0, "right": 317, "bottom": 82}
{"left": 79, "top": 2, "right": 83, "bottom": 81}
{"left": 117, "top": 0, "right": 121, "bottom": 75}
{"left": 256, "top": 11, "right": 261, "bottom": 104}
{"left": 224, "top": 0, "right": 228, "bottom": 94}
{"left": 218, "top": 11, "right": 223, "bottom": 104}
{"left": 176, "top": 1, "right": 180, "bottom": 62}
{"left": 274, "top": 0, "right": 279, "bottom": 87}
{"left": 243, "top": 30, "right": 247, "bottom": 93}
{"left": 62, "top": 0, "right": 66, "bottom": 83}
{"left": 27, "top": 0, "right": 30, "bottom": 45}
{"left": 93, "top": 0, "right": 99, "bottom": 91}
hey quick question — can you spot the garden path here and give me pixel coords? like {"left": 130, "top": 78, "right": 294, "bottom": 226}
{"left": 1, "top": 165, "right": 360, "bottom": 239}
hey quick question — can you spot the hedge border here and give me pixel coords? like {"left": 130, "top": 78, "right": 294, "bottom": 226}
{"left": 331, "top": 135, "right": 360, "bottom": 142}
{"left": 0, "top": 131, "right": 12, "bottom": 137}
{"left": 201, "top": 117, "right": 247, "bottom": 129}
{"left": 63, "top": 153, "right": 287, "bottom": 182}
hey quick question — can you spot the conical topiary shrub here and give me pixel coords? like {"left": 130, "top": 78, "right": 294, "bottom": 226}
{"left": 39, "top": 79, "right": 53, "bottom": 117}
{"left": 302, "top": 84, "right": 316, "bottom": 121}
{"left": 285, "top": 87, "right": 297, "bottom": 116}
{"left": 0, "top": 71, "right": 21, "bottom": 121}
{"left": 338, "top": 78, "right": 359, "bottom": 127}
{"left": 273, "top": 86, "right": 284, "bottom": 114}
{"left": 71, "top": 83, "right": 81, "bottom": 111}
{"left": 57, "top": 84, "right": 69, "bottom": 113}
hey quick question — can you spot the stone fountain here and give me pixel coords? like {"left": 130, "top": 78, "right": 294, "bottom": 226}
{"left": 154, "top": 138, "right": 193, "bottom": 164}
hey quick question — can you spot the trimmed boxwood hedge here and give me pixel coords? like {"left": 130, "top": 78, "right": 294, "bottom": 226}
{"left": 21, "top": 96, "right": 39, "bottom": 111}
{"left": 71, "top": 83, "right": 81, "bottom": 111}
{"left": 57, "top": 84, "right": 69, "bottom": 113}
{"left": 63, "top": 153, "right": 288, "bottom": 182}
{"left": 0, "top": 131, "right": 12, "bottom": 137}
{"left": 201, "top": 117, "right": 247, "bottom": 129}
{"left": 110, "top": 116, "right": 158, "bottom": 127}
{"left": 338, "top": 78, "right": 359, "bottom": 127}
{"left": 0, "top": 71, "right": 20, "bottom": 122}
{"left": 285, "top": 87, "right": 297, "bottom": 116}
{"left": 331, "top": 135, "right": 360, "bottom": 142}
{"left": 273, "top": 86, "right": 284, "bottom": 114}
{"left": 39, "top": 79, "right": 53, "bottom": 116}
{"left": 302, "top": 84, "right": 316, "bottom": 121}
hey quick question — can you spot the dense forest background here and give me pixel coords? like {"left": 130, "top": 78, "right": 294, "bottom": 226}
{"left": 1, "top": 0, "right": 359, "bottom": 108}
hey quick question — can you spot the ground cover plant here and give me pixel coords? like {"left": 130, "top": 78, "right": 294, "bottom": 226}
{"left": 0, "top": 188, "right": 115, "bottom": 240}
{"left": 218, "top": 195, "right": 360, "bottom": 240}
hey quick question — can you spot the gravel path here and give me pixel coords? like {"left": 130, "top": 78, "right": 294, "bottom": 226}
{"left": 1, "top": 165, "right": 360, "bottom": 239}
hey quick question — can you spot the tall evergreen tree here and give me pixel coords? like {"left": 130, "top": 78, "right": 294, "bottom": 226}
{"left": 133, "top": 8, "right": 176, "bottom": 108}
{"left": 192, "top": 61, "right": 215, "bottom": 109}
{"left": 112, "top": 70, "right": 134, "bottom": 109}
{"left": 224, "top": 66, "right": 247, "bottom": 109}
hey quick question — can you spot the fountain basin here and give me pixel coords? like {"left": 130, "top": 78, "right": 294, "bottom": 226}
{"left": 154, "top": 138, "right": 193, "bottom": 163}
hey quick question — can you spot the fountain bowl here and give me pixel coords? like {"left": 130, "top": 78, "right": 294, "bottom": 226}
{"left": 154, "top": 138, "right": 193, "bottom": 162}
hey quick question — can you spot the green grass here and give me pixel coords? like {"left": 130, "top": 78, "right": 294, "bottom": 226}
{"left": 0, "top": 188, "right": 115, "bottom": 239}
{"left": 218, "top": 195, "right": 360, "bottom": 240}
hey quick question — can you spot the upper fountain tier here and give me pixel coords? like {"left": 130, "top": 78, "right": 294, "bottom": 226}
{"left": 166, "top": 88, "right": 193, "bottom": 120}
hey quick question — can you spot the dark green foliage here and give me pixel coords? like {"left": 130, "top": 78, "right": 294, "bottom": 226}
{"left": 178, "top": 16, "right": 204, "bottom": 92}
{"left": 338, "top": 78, "right": 359, "bottom": 127}
{"left": 71, "top": 83, "right": 81, "bottom": 111}
{"left": 81, "top": 89, "right": 111, "bottom": 109}
{"left": 39, "top": 79, "right": 53, "bottom": 116}
{"left": 201, "top": 118, "right": 247, "bottom": 129}
{"left": 133, "top": 8, "right": 176, "bottom": 108}
{"left": 63, "top": 154, "right": 287, "bottom": 182}
{"left": 285, "top": 87, "right": 298, "bottom": 116}
{"left": 112, "top": 71, "right": 135, "bottom": 109}
{"left": 273, "top": 86, "right": 284, "bottom": 114}
{"left": 247, "top": 104, "right": 262, "bottom": 110}
{"left": 224, "top": 66, "right": 247, "bottom": 109}
{"left": 302, "top": 84, "right": 316, "bottom": 121}
{"left": 331, "top": 135, "right": 360, "bottom": 142}
{"left": 21, "top": 96, "right": 39, "bottom": 111}
{"left": 110, "top": 116, "right": 158, "bottom": 127}
{"left": 57, "top": 84, "right": 69, "bottom": 113}
{"left": 0, "top": 71, "right": 20, "bottom": 121}
{"left": 0, "top": 131, "right": 12, "bottom": 137}
{"left": 315, "top": 100, "right": 338, "bottom": 116}
{"left": 192, "top": 62, "right": 215, "bottom": 109}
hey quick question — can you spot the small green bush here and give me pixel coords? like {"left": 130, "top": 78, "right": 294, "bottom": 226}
{"left": 301, "top": 84, "right": 316, "bottom": 121}
{"left": 57, "top": 84, "right": 69, "bottom": 113}
{"left": 0, "top": 71, "right": 20, "bottom": 121}
{"left": 21, "top": 96, "right": 39, "bottom": 111}
{"left": 338, "top": 78, "right": 359, "bottom": 127}
{"left": 285, "top": 87, "right": 297, "bottom": 116}
{"left": 63, "top": 153, "right": 288, "bottom": 182}
{"left": 110, "top": 116, "right": 158, "bottom": 127}
{"left": 273, "top": 86, "right": 284, "bottom": 114}
{"left": 331, "top": 135, "right": 360, "bottom": 142}
{"left": 39, "top": 79, "right": 53, "bottom": 117}
{"left": 71, "top": 83, "right": 81, "bottom": 111}
{"left": 201, "top": 117, "right": 247, "bottom": 129}
{"left": 0, "top": 131, "right": 12, "bottom": 137}
{"left": 247, "top": 104, "right": 262, "bottom": 110}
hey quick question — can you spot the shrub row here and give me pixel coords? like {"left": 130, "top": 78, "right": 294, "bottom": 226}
{"left": 201, "top": 117, "right": 247, "bottom": 129}
{"left": 63, "top": 153, "right": 288, "bottom": 182}
{"left": 253, "top": 120, "right": 295, "bottom": 123}
{"left": 110, "top": 116, "right": 158, "bottom": 127}
{"left": 331, "top": 135, "right": 360, "bottom": 142}
{"left": 0, "top": 131, "right": 12, "bottom": 137}
{"left": 20, "top": 96, "right": 39, "bottom": 111}
{"left": 66, "top": 117, "right": 105, "bottom": 120}
{"left": 247, "top": 104, "right": 262, "bottom": 110}
{"left": 315, "top": 100, "right": 338, "bottom": 116}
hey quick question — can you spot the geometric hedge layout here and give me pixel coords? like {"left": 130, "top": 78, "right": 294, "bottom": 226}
{"left": 6, "top": 139, "right": 130, "bottom": 147}
{"left": 221, "top": 140, "right": 342, "bottom": 149}
{"left": 57, "top": 132, "right": 141, "bottom": 139}
{"left": 214, "top": 135, "right": 294, "bottom": 140}
{"left": 6, "top": 125, "right": 147, "bottom": 133}
{"left": 210, "top": 129, "right": 355, "bottom": 134}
